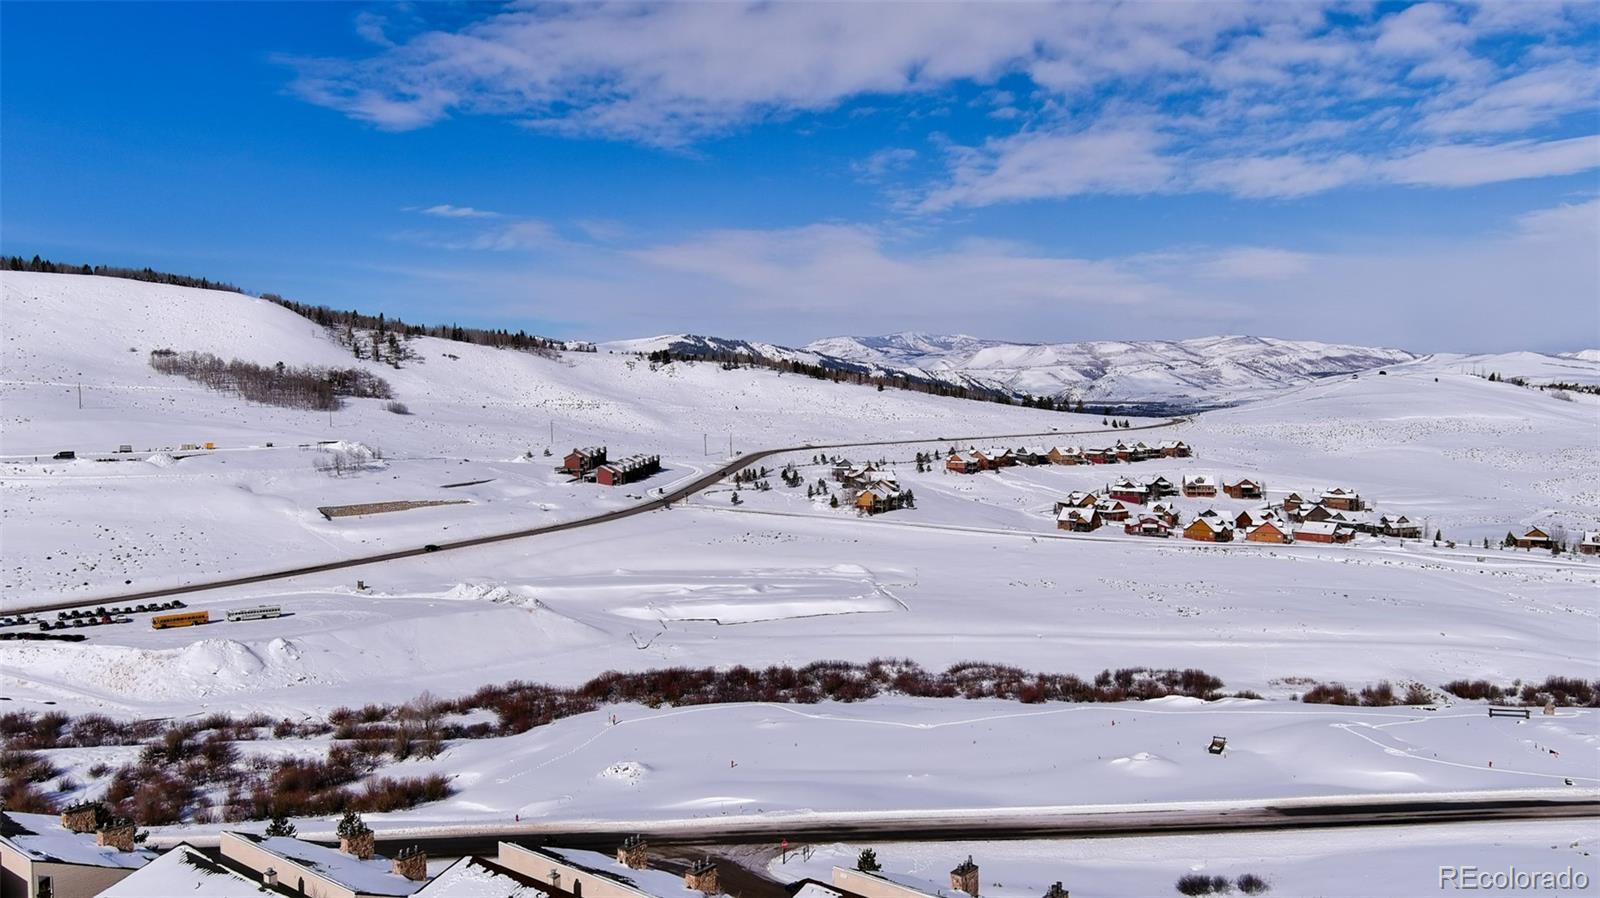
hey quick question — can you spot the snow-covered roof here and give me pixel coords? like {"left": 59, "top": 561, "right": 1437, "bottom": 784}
{"left": 226, "top": 833, "right": 426, "bottom": 896}
{"left": 1049, "top": 445, "right": 1081, "bottom": 455}
{"left": 1294, "top": 521, "right": 1350, "bottom": 536}
{"left": 100, "top": 844, "right": 283, "bottom": 897}
{"left": 1110, "top": 477, "right": 1145, "bottom": 490}
{"left": 0, "top": 812, "right": 158, "bottom": 870}
{"left": 531, "top": 846, "right": 703, "bottom": 898}
{"left": 416, "top": 857, "right": 549, "bottom": 897}
{"left": 1182, "top": 473, "right": 1215, "bottom": 486}
{"left": 1247, "top": 521, "right": 1289, "bottom": 536}
{"left": 793, "top": 883, "right": 849, "bottom": 898}
{"left": 1583, "top": 531, "right": 1600, "bottom": 545}
{"left": 1187, "top": 517, "right": 1231, "bottom": 533}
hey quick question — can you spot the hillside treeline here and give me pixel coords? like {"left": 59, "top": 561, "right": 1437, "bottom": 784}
{"left": 3, "top": 255, "right": 242, "bottom": 293}
{"left": 149, "top": 349, "right": 392, "bottom": 411}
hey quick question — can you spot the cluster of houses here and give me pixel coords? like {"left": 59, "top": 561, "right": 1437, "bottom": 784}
{"left": 1513, "top": 527, "right": 1600, "bottom": 554}
{"left": 1052, "top": 476, "right": 1429, "bottom": 547}
{"left": 3, "top": 807, "right": 1036, "bottom": 898}
{"left": 945, "top": 440, "right": 1190, "bottom": 474}
{"left": 561, "top": 446, "right": 663, "bottom": 486}
{"left": 832, "top": 461, "right": 911, "bottom": 515}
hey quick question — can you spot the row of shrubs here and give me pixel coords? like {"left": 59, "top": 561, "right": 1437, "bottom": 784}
{"left": 1441, "top": 676, "right": 1598, "bottom": 707}
{"left": 1177, "top": 873, "right": 1269, "bottom": 895}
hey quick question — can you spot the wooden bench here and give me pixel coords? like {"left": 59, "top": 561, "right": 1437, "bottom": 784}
{"left": 1488, "top": 707, "right": 1530, "bottom": 719}
{"left": 1208, "top": 736, "right": 1227, "bottom": 754}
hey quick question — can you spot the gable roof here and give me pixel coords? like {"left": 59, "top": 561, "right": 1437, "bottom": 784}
{"left": 100, "top": 844, "right": 293, "bottom": 897}
{"left": 416, "top": 857, "right": 555, "bottom": 897}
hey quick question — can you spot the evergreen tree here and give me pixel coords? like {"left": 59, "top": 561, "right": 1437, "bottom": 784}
{"left": 265, "top": 813, "right": 296, "bottom": 838}
{"left": 857, "top": 849, "right": 882, "bottom": 873}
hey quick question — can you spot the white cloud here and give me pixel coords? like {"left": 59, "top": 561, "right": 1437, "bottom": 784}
{"left": 1380, "top": 134, "right": 1600, "bottom": 187}
{"left": 419, "top": 204, "right": 501, "bottom": 219}
{"left": 919, "top": 126, "right": 1177, "bottom": 211}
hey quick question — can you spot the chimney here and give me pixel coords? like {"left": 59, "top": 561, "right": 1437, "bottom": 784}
{"left": 59, "top": 802, "right": 100, "bottom": 834}
{"left": 340, "top": 830, "right": 376, "bottom": 861}
{"left": 685, "top": 858, "right": 720, "bottom": 895}
{"left": 617, "top": 835, "right": 649, "bottom": 870}
{"left": 950, "top": 856, "right": 979, "bottom": 898}
{"left": 263, "top": 868, "right": 278, "bottom": 888}
{"left": 392, "top": 846, "right": 428, "bottom": 882}
{"left": 1044, "top": 883, "right": 1069, "bottom": 898}
{"left": 95, "top": 822, "right": 136, "bottom": 853}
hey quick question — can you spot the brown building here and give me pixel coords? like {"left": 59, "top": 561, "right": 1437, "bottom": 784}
{"left": 1124, "top": 516, "right": 1172, "bottom": 538}
{"left": 1107, "top": 478, "right": 1149, "bottom": 505}
{"left": 1182, "top": 474, "right": 1217, "bottom": 497}
{"left": 1223, "top": 479, "right": 1263, "bottom": 500}
{"left": 562, "top": 446, "right": 608, "bottom": 476}
{"left": 595, "top": 454, "right": 661, "bottom": 486}
{"left": 1047, "top": 446, "right": 1083, "bottom": 465}
{"left": 1514, "top": 527, "right": 1553, "bottom": 549}
{"left": 1056, "top": 508, "right": 1102, "bottom": 532}
{"left": 1580, "top": 531, "right": 1600, "bottom": 555}
{"left": 1245, "top": 521, "right": 1293, "bottom": 544}
{"left": 1183, "top": 518, "right": 1234, "bottom": 542}
{"left": 946, "top": 452, "right": 982, "bottom": 474}
{"left": 1294, "top": 522, "right": 1354, "bottom": 544}
{"left": 1319, "top": 487, "right": 1365, "bottom": 511}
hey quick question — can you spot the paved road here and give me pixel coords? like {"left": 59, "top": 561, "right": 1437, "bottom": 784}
{"left": 156, "top": 795, "right": 1597, "bottom": 853}
{"left": 10, "top": 419, "right": 1182, "bottom": 615}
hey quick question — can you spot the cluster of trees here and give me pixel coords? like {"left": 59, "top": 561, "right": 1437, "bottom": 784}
{"left": 1178, "top": 873, "right": 1269, "bottom": 896}
{"left": 2, "top": 255, "right": 242, "bottom": 293}
{"left": 1103, "top": 417, "right": 1135, "bottom": 428}
{"left": 1442, "top": 675, "right": 1597, "bottom": 706}
{"left": 1298, "top": 680, "right": 1430, "bottom": 706}
{"left": 149, "top": 349, "right": 393, "bottom": 411}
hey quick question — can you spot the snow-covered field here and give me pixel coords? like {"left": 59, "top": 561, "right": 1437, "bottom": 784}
{"left": 771, "top": 822, "right": 1598, "bottom": 898}
{"left": 2, "top": 272, "right": 1597, "bottom": 842}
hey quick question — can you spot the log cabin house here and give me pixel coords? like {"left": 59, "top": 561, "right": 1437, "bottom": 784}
{"left": 1053, "top": 491, "right": 1098, "bottom": 514}
{"left": 1147, "top": 476, "right": 1178, "bottom": 498}
{"left": 1514, "top": 527, "right": 1552, "bottom": 549}
{"left": 1223, "top": 478, "right": 1263, "bottom": 500}
{"left": 1047, "top": 446, "right": 1083, "bottom": 465}
{"left": 1083, "top": 447, "right": 1116, "bottom": 464}
{"left": 1580, "top": 532, "right": 1599, "bottom": 555}
{"left": 1183, "top": 517, "right": 1234, "bottom": 542}
{"left": 854, "top": 484, "right": 908, "bottom": 515}
{"left": 1377, "top": 515, "right": 1422, "bottom": 538}
{"left": 1149, "top": 501, "right": 1181, "bottom": 527}
{"left": 1319, "top": 487, "right": 1365, "bottom": 511}
{"left": 1294, "top": 521, "right": 1354, "bottom": 544}
{"left": 1182, "top": 473, "right": 1217, "bottom": 497}
{"left": 1245, "top": 520, "right": 1293, "bottom": 544}
{"left": 1158, "top": 440, "right": 1192, "bottom": 458}
{"left": 945, "top": 452, "right": 982, "bottom": 474}
{"left": 1056, "top": 507, "right": 1102, "bottom": 532}
{"left": 1094, "top": 499, "right": 1132, "bottom": 522}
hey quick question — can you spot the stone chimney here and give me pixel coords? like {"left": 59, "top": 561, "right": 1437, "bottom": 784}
{"left": 950, "top": 856, "right": 979, "bottom": 897}
{"left": 685, "top": 858, "right": 720, "bottom": 894}
{"left": 1043, "top": 882, "right": 1069, "bottom": 898}
{"left": 392, "top": 846, "right": 428, "bottom": 882}
{"left": 59, "top": 803, "right": 100, "bottom": 834}
{"left": 340, "top": 830, "right": 376, "bottom": 861}
{"left": 263, "top": 868, "right": 278, "bottom": 888}
{"left": 95, "top": 822, "right": 136, "bottom": 853}
{"left": 617, "top": 835, "right": 649, "bottom": 870}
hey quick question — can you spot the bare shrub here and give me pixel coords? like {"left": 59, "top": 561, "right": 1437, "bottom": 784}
{"left": 1236, "top": 873, "right": 1270, "bottom": 895}
{"left": 385, "top": 400, "right": 411, "bottom": 415}
{"left": 150, "top": 350, "right": 393, "bottom": 410}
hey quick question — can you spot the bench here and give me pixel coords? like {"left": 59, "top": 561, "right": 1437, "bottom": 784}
{"left": 1487, "top": 707, "right": 1530, "bottom": 719}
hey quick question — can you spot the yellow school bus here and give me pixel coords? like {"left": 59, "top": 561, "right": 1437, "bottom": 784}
{"left": 151, "top": 610, "right": 210, "bottom": 629}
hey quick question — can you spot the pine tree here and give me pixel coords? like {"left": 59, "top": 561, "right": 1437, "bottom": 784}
{"left": 265, "top": 812, "right": 296, "bottom": 838}
{"left": 335, "top": 810, "right": 369, "bottom": 839}
{"left": 857, "top": 849, "right": 882, "bottom": 873}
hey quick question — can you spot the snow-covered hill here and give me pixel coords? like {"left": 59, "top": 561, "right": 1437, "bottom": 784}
{"left": 806, "top": 332, "right": 1421, "bottom": 407}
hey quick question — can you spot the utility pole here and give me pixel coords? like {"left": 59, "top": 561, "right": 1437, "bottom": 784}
{"left": 704, "top": 433, "right": 708, "bottom": 456}
{"left": 728, "top": 434, "right": 733, "bottom": 458}
{"left": 77, "top": 382, "right": 82, "bottom": 410}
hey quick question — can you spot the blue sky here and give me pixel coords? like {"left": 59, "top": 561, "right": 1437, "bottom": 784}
{"left": 2, "top": 1, "right": 1597, "bottom": 351}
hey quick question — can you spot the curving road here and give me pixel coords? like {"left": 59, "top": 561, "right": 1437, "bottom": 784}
{"left": 10, "top": 419, "right": 1184, "bottom": 615}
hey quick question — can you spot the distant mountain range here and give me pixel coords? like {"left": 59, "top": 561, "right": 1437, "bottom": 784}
{"left": 608, "top": 332, "right": 1420, "bottom": 411}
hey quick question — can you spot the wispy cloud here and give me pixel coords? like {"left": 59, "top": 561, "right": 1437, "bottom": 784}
{"left": 418, "top": 203, "right": 501, "bottom": 219}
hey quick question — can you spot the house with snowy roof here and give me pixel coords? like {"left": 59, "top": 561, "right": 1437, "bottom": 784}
{"left": 1581, "top": 532, "right": 1600, "bottom": 555}
{"left": 945, "top": 452, "right": 982, "bottom": 474}
{"left": 1093, "top": 498, "right": 1132, "bottom": 522}
{"left": 1056, "top": 507, "right": 1102, "bottom": 532}
{"left": 1124, "top": 515, "right": 1173, "bottom": 538}
{"left": 1294, "top": 521, "right": 1355, "bottom": 544}
{"left": 1107, "top": 477, "right": 1149, "bottom": 505}
{"left": 1318, "top": 487, "right": 1365, "bottom": 511}
{"left": 492, "top": 842, "right": 720, "bottom": 898}
{"left": 1223, "top": 478, "right": 1263, "bottom": 500}
{"left": 0, "top": 809, "right": 158, "bottom": 898}
{"left": 414, "top": 856, "right": 557, "bottom": 897}
{"left": 1052, "top": 491, "right": 1098, "bottom": 513}
{"left": 1149, "top": 501, "right": 1181, "bottom": 527}
{"left": 1245, "top": 520, "right": 1293, "bottom": 544}
{"left": 1183, "top": 517, "right": 1234, "bottom": 542}
{"left": 100, "top": 843, "right": 301, "bottom": 897}
{"left": 1147, "top": 475, "right": 1178, "bottom": 498}
{"left": 1182, "top": 474, "right": 1217, "bottom": 497}
{"left": 830, "top": 866, "right": 941, "bottom": 898}
{"left": 218, "top": 832, "right": 429, "bottom": 898}
{"left": 1046, "top": 446, "right": 1083, "bottom": 465}
{"left": 1157, "top": 439, "right": 1192, "bottom": 458}
{"left": 1514, "top": 527, "right": 1553, "bottom": 549}
{"left": 1377, "top": 515, "right": 1422, "bottom": 539}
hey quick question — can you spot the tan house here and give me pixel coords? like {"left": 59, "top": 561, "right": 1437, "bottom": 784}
{"left": 1245, "top": 521, "right": 1293, "bottom": 544}
{"left": 1580, "top": 531, "right": 1600, "bottom": 555}
{"left": 1514, "top": 527, "right": 1553, "bottom": 549}
{"left": 1183, "top": 518, "right": 1234, "bottom": 542}
{"left": 1046, "top": 446, "right": 1083, "bottom": 465}
{"left": 0, "top": 809, "right": 158, "bottom": 898}
{"left": 1057, "top": 507, "right": 1102, "bottom": 532}
{"left": 1319, "top": 487, "right": 1365, "bottom": 511}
